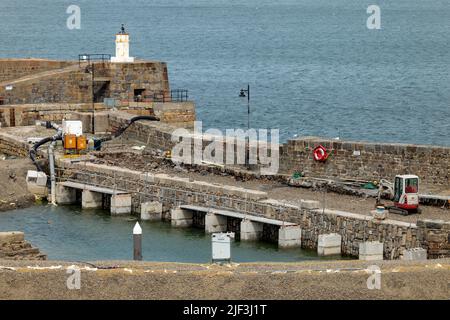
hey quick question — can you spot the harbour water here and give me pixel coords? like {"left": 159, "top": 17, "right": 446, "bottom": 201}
{"left": 0, "top": 205, "right": 331, "bottom": 262}
{"left": 0, "top": 0, "right": 449, "bottom": 145}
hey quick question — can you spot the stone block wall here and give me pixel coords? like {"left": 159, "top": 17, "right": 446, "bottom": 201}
{"left": 0, "top": 231, "right": 46, "bottom": 260}
{"left": 153, "top": 102, "right": 196, "bottom": 126}
{"left": 417, "top": 219, "right": 450, "bottom": 259}
{"left": 108, "top": 111, "right": 178, "bottom": 151}
{"left": 0, "top": 131, "right": 31, "bottom": 157}
{"left": 0, "top": 59, "right": 76, "bottom": 82}
{"left": 0, "top": 67, "right": 92, "bottom": 105}
{"left": 107, "top": 62, "right": 170, "bottom": 104}
{"left": 0, "top": 103, "right": 107, "bottom": 127}
{"left": 0, "top": 60, "right": 170, "bottom": 106}
{"left": 280, "top": 136, "right": 450, "bottom": 186}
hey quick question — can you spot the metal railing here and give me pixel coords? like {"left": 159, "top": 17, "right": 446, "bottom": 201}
{"left": 151, "top": 89, "right": 189, "bottom": 103}
{"left": 78, "top": 54, "right": 112, "bottom": 67}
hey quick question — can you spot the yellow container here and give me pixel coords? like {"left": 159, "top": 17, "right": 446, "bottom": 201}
{"left": 64, "top": 134, "right": 77, "bottom": 149}
{"left": 77, "top": 136, "right": 87, "bottom": 150}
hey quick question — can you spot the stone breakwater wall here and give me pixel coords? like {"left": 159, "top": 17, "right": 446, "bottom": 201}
{"left": 0, "top": 66, "right": 92, "bottom": 105}
{"left": 58, "top": 161, "right": 450, "bottom": 260}
{"left": 0, "top": 60, "right": 170, "bottom": 106}
{"left": 108, "top": 112, "right": 179, "bottom": 151}
{"left": 0, "top": 232, "right": 46, "bottom": 260}
{"left": 104, "top": 117, "right": 449, "bottom": 186}
{"left": 0, "top": 59, "right": 76, "bottom": 83}
{"left": 280, "top": 136, "right": 450, "bottom": 186}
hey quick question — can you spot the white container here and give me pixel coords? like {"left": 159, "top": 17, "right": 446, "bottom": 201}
{"left": 26, "top": 170, "right": 48, "bottom": 197}
{"left": 62, "top": 120, "right": 83, "bottom": 137}
{"left": 212, "top": 233, "right": 232, "bottom": 262}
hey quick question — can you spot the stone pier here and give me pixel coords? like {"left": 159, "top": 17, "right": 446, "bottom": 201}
{"left": 240, "top": 219, "right": 263, "bottom": 241}
{"left": 81, "top": 190, "right": 103, "bottom": 209}
{"left": 171, "top": 208, "right": 193, "bottom": 227}
{"left": 55, "top": 184, "right": 76, "bottom": 205}
{"left": 359, "top": 241, "right": 384, "bottom": 261}
{"left": 278, "top": 225, "right": 302, "bottom": 248}
{"left": 140, "top": 201, "right": 163, "bottom": 221}
{"left": 110, "top": 194, "right": 132, "bottom": 215}
{"left": 318, "top": 233, "right": 342, "bottom": 256}
{"left": 401, "top": 248, "right": 427, "bottom": 261}
{"left": 205, "top": 213, "right": 228, "bottom": 233}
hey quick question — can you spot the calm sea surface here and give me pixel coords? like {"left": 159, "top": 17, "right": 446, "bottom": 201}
{"left": 0, "top": 205, "right": 331, "bottom": 262}
{"left": 0, "top": 0, "right": 449, "bottom": 145}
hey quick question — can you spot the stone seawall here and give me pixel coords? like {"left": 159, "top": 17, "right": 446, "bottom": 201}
{"left": 102, "top": 116, "right": 449, "bottom": 187}
{"left": 108, "top": 112, "right": 179, "bottom": 151}
{"left": 0, "top": 60, "right": 170, "bottom": 106}
{"left": 58, "top": 160, "right": 450, "bottom": 260}
{"left": 280, "top": 136, "right": 450, "bottom": 186}
{"left": 0, "top": 65, "right": 92, "bottom": 105}
{"left": 0, "top": 59, "right": 76, "bottom": 83}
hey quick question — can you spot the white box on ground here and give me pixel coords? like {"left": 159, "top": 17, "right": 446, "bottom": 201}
{"left": 212, "top": 233, "right": 232, "bottom": 261}
{"left": 62, "top": 120, "right": 83, "bottom": 136}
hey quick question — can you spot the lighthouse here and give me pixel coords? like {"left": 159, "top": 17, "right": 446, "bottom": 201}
{"left": 111, "top": 24, "right": 135, "bottom": 63}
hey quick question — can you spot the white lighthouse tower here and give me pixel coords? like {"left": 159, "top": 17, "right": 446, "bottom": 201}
{"left": 111, "top": 24, "right": 134, "bottom": 63}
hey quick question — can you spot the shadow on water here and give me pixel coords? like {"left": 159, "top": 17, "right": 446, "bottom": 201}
{"left": 0, "top": 204, "right": 347, "bottom": 263}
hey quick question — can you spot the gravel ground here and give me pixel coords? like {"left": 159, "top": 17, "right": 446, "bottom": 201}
{"left": 0, "top": 258, "right": 449, "bottom": 299}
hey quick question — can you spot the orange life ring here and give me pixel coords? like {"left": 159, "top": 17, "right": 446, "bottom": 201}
{"left": 313, "top": 145, "right": 329, "bottom": 162}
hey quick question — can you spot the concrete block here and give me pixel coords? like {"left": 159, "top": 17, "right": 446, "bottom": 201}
{"left": 318, "top": 233, "right": 342, "bottom": 256}
{"left": 81, "top": 190, "right": 103, "bottom": 209}
{"left": 110, "top": 194, "right": 132, "bottom": 215}
{"left": 401, "top": 248, "right": 427, "bottom": 261}
{"left": 240, "top": 219, "right": 263, "bottom": 241}
{"left": 359, "top": 241, "right": 384, "bottom": 261}
{"left": 0, "top": 231, "right": 24, "bottom": 245}
{"left": 278, "top": 225, "right": 302, "bottom": 248}
{"left": 171, "top": 208, "right": 193, "bottom": 227}
{"left": 301, "top": 199, "right": 321, "bottom": 210}
{"left": 140, "top": 201, "right": 162, "bottom": 221}
{"left": 94, "top": 113, "right": 109, "bottom": 133}
{"left": 205, "top": 213, "right": 227, "bottom": 233}
{"left": 55, "top": 184, "right": 76, "bottom": 205}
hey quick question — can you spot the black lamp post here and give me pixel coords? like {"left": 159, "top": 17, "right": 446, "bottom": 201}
{"left": 239, "top": 84, "right": 250, "bottom": 131}
{"left": 239, "top": 84, "right": 250, "bottom": 169}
